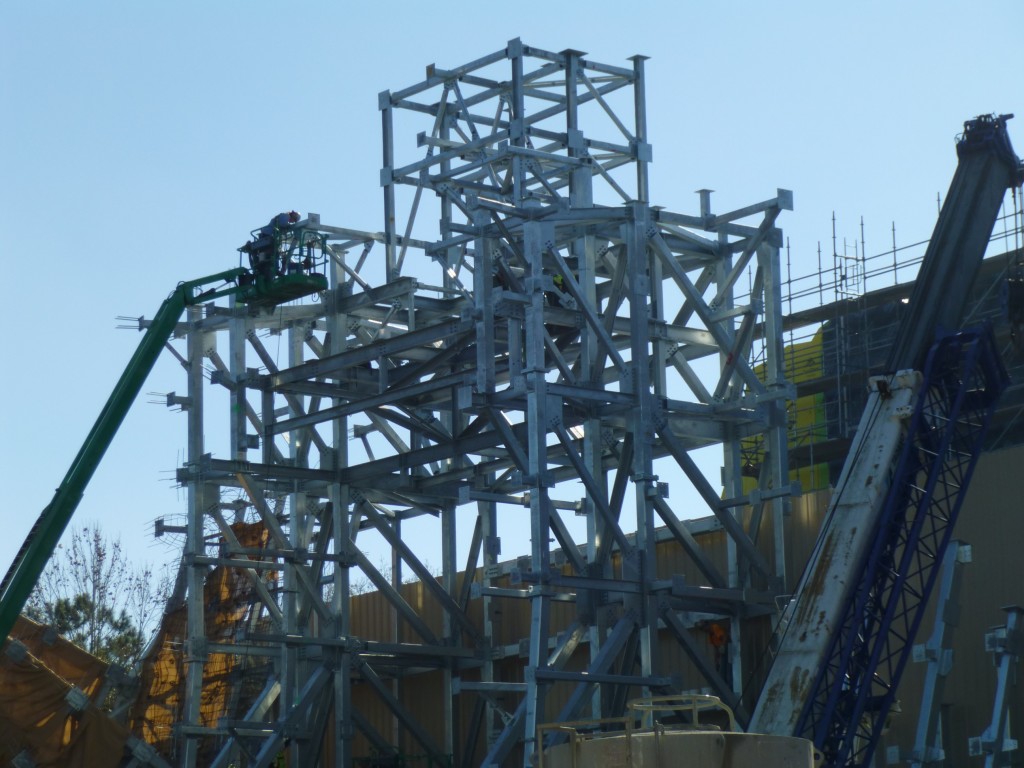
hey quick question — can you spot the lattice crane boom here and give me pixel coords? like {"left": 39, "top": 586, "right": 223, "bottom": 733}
{"left": 750, "top": 116, "right": 1023, "bottom": 767}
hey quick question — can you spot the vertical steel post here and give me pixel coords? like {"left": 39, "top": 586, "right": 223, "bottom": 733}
{"left": 381, "top": 90, "right": 397, "bottom": 283}
{"left": 229, "top": 297, "right": 248, "bottom": 460}
{"left": 631, "top": 55, "right": 650, "bottom": 205}
{"left": 283, "top": 325, "right": 305, "bottom": 767}
{"left": 716, "top": 221, "right": 745, "bottom": 696}
{"left": 523, "top": 220, "right": 553, "bottom": 766}
{"left": 509, "top": 39, "right": 525, "bottom": 209}
{"left": 760, "top": 238, "right": 791, "bottom": 591}
{"left": 328, "top": 254, "right": 353, "bottom": 768}
{"left": 626, "top": 203, "right": 658, "bottom": 687}
{"left": 480, "top": 496, "right": 500, "bottom": 751}
{"left": 182, "top": 305, "right": 208, "bottom": 768}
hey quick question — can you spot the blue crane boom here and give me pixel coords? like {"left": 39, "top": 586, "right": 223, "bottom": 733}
{"left": 750, "top": 116, "right": 1023, "bottom": 767}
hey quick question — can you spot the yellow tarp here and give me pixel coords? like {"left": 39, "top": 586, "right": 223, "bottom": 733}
{"left": 0, "top": 521, "right": 276, "bottom": 765}
{"left": 130, "top": 522, "right": 276, "bottom": 763}
{"left": 0, "top": 617, "right": 128, "bottom": 767}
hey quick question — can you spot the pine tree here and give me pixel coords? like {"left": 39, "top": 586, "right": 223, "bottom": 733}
{"left": 24, "top": 523, "right": 170, "bottom": 668}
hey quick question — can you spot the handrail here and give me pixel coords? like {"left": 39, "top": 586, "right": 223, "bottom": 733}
{"left": 536, "top": 694, "right": 737, "bottom": 768}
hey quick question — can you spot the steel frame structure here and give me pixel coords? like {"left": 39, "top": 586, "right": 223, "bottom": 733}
{"left": 895, "top": 540, "right": 970, "bottom": 767}
{"left": 167, "top": 40, "right": 794, "bottom": 767}
{"left": 970, "top": 606, "right": 1024, "bottom": 767}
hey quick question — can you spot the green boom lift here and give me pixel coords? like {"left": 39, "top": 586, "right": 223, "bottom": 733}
{"left": 0, "top": 220, "right": 328, "bottom": 642}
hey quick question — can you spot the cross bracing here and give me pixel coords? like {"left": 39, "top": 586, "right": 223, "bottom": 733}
{"left": 163, "top": 39, "right": 794, "bottom": 767}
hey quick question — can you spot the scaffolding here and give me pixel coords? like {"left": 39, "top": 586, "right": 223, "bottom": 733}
{"left": 154, "top": 40, "right": 797, "bottom": 767}
{"left": 778, "top": 202, "right": 1024, "bottom": 492}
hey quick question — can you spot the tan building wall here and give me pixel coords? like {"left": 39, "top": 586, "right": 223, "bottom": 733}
{"left": 878, "top": 443, "right": 1024, "bottom": 765}
{"left": 342, "top": 443, "right": 1024, "bottom": 765}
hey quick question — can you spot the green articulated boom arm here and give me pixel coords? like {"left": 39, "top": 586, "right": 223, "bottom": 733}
{"left": 0, "top": 265, "right": 318, "bottom": 643}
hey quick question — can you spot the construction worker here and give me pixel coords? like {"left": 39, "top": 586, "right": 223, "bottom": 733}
{"left": 241, "top": 211, "right": 301, "bottom": 279}
{"left": 697, "top": 620, "right": 730, "bottom": 682}
{"left": 543, "top": 270, "right": 568, "bottom": 309}
{"left": 708, "top": 621, "right": 730, "bottom": 681}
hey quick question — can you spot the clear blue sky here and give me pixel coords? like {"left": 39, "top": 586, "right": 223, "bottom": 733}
{"left": 2, "top": 1, "right": 1022, "bottom": 578}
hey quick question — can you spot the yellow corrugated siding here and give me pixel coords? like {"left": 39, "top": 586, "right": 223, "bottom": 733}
{"left": 340, "top": 498, "right": 829, "bottom": 763}
{"left": 749, "top": 327, "right": 831, "bottom": 493}
{"left": 317, "top": 443, "right": 1024, "bottom": 767}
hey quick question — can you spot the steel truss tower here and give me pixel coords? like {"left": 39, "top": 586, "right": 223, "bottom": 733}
{"left": 167, "top": 39, "right": 794, "bottom": 767}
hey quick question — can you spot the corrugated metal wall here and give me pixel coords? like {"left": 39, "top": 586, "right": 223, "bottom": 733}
{"left": 342, "top": 489, "right": 827, "bottom": 763}
{"left": 878, "top": 442, "right": 1024, "bottom": 765}
{"left": 344, "top": 443, "right": 1024, "bottom": 765}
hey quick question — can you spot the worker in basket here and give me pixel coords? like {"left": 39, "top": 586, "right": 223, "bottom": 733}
{"left": 240, "top": 210, "right": 300, "bottom": 279}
